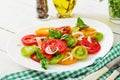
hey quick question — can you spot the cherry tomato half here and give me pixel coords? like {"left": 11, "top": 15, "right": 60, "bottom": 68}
{"left": 58, "top": 52, "right": 78, "bottom": 65}
{"left": 35, "top": 28, "right": 50, "bottom": 37}
{"left": 81, "top": 28, "right": 97, "bottom": 38}
{"left": 21, "top": 34, "right": 38, "bottom": 46}
{"left": 77, "top": 38, "right": 101, "bottom": 54}
{"left": 56, "top": 26, "right": 70, "bottom": 35}
{"left": 42, "top": 39, "right": 67, "bottom": 54}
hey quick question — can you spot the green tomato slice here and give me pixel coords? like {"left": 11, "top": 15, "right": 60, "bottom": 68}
{"left": 72, "top": 46, "right": 88, "bottom": 59}
{"left": 71, "top": 38, "right": 78, "bottom": 47}
{"left": 21, "top": 46, "right": 35, "bottom": 58}
{"left": 67, "top": 37, "right": 78, "bottom": 47}
{"left": 95, "top": 32, "right": 104, "bottom": 42}
{"left": 49, "top": 54, "right": 64, "bottom": 64}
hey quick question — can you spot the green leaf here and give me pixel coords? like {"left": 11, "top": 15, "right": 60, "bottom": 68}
{"left": 61, "top": 34, "right": 71, "bottom": 40}
{"left": 49, "top": 29, "right": 62, "bottom": 39}
{"left": 34, "top": 47, "right": 49, "bottom": 70}
{"left": 61, "top": 34, "right": 78, "bottom": 47}
{"left": 77, "top": 17, "right": 84, "bottom": 26}
{"left": 77, "top": 17, "right": 89, "bottom": 30}
{"left": 40, "top": 58, "right": 49, "bottom": 70}
{"left": 35, "top": 47, "right": 44, "bottom": 59}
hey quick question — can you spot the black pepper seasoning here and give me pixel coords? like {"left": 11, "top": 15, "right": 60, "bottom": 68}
{"left": 36, "top": 0, "right": 49, "bottom": 19}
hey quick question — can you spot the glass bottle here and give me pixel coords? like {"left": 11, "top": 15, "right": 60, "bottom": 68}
{"left": 53, "top": 0, "right": 77, "bottom": 18}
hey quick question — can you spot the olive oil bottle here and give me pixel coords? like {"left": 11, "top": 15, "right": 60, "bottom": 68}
{"left": 53, "top": 0, "right": 77, "bottom": 18}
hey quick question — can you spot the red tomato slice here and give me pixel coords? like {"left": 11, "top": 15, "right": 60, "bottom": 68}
{"left": 30, "top": 53, "right": 40, "bottom": 63}
{"left": 56, "top": 26, "right": 70, "bottom": 35}
{"left": 42, "top": 39, "right": 67, "bottom": 54}
{"left": 40, "top": 50, "right": 53, "bottom": 60}
{"left": 21, "top": 34, "right": 38, "bottom": 46}
{"left": 77, "top": 38, "right": 101, "bottom": 54}
{"left": 44, "top": 54, "right": 53, "bottom": 60}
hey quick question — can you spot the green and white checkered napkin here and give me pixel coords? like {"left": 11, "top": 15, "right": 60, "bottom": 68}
{"left": 1, "top": 42, "right": 120, "bottom": 80}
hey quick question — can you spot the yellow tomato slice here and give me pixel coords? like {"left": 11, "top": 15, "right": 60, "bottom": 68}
{"left": 81, "top": 28, "right": 97, "bottom": 38}
{"left": 58, "top": 52, "right": 78, "bottom": 65}
{"left": 35, "top": 28, "right": 50, "bottom": 37}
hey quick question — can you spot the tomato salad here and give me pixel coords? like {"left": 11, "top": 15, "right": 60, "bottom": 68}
{"left": 21, "top": 17, "right": 104, "bottom": 69}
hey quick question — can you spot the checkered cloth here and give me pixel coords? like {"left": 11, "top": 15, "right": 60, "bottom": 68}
{"left": 1, "top": 42, "right": 120, "bottom": 80}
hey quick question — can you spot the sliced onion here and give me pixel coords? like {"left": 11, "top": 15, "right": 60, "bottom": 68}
{"left": 72, "top": 32, "right": 83, "bottom": 35}
{"left": 68, "top": 52, "right": 73, "bottom": 60}
{"left": 62, "top": 56, "right": 71, "bottom": 62}
{"left": 35, "top": 37, "right": 46, "bottom": 48}
{"left": 45, "top": 46, "right": 58, "bottom": 54}
{"left": 87, "top": 36, "right": 92, "bottom": 43}
{"left": 72, "top": 32, "right": 84, "bottom": 40}
{"left": 82, "top": 46, "right": 91, "bottom": 49}
{"left": 62, "top": 52, "right": 73, "bottom": 62}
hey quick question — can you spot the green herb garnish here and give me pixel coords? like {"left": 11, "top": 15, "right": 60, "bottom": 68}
{"left": 61, "top": 34, "right": 78, "bottom": 47}
{"left": 40, "top": 58, "right": 49, "bottom": 70}
{"left": 49, "top": 29, "right": 62, "bottom": 39}
{"left": 77, "top": 17, "right": 89, "bottom": 30}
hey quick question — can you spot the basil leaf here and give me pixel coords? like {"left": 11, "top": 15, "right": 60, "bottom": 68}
{"left": 49, "top": 29, "right": 62, "bottom": 39}
{"left": 61, "top": 34, "right": 78, "bottom": 47}
{"left": 77, "top": 17, "right": 84, "bottom": 26}
{"left": 77, "top": 17, "right": 89, "bottom": 30}
{"left": 35, "top": 47, "right": 44, "bottom": 59}
{"left": 40, "top": 58, "right": 49, "bottom": 70}
{"left": 61, "top": 34, "right": 71, "bottom": 40}
{"left": 34, "top": 47, "right": 49, "bottom": 70}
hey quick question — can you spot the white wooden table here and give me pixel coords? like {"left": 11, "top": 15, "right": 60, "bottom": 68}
{"left": 0, "top": 0, "right": 120, "bottom": 78}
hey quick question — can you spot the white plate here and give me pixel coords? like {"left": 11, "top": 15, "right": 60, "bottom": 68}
{"left": 7, "top": 18, "right": 113, "bottom": 72}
